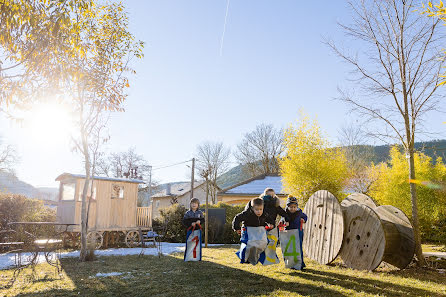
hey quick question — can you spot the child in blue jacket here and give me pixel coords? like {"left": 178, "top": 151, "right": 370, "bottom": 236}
{"left": 280, "top": 196, "right": 308, "bottom": 269}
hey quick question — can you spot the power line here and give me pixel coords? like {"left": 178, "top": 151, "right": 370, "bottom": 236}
{"left": 151, "top": 159, "right": 192, "bottom": 171}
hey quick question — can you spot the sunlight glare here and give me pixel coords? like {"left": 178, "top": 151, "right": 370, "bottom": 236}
{"left": 24, "top": 102, "right": 76, "bottom": 146}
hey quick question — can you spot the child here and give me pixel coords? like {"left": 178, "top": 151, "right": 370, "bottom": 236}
{"left": 280, "top": 196, "right": 308, "bottom": 269}
{"left": 182, "top": 197, "right": 204, "bottom": 228}
{"left": 183, "top": 198, "right": 204, "bottom": 261}
{"left": 244, "top": 188, "right": 288, "bottom": 228}
{"left": 233, "top": 197, "right": 272, "bottom": 232}
{"left": 232, "top": 197, "right": 273, "bottom": 264}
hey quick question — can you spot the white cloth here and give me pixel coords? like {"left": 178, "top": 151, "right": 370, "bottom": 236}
{"left": 184, "top": 229, "right": 202, "bottom": 262}
{"left": 279, "top": 229, "right": 303, "bottom": 269}
{"left": 238, "top": 226, "right": 268, "bottom": 265}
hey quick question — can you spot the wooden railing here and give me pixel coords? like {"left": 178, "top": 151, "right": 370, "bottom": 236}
{"left": 137, "top": 206, "right": 152, "bottom": 227}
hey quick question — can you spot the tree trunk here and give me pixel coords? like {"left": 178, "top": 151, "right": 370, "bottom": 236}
{"left": 407, "top": 147, "right": 427, "bottom": 266}
{"left": 79, "top": 131, "right": 91, "bottom": 262}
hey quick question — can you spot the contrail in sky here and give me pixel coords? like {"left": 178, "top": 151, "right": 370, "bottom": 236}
{"left": 220, "top": 0, "right": 230, "bottom": 57}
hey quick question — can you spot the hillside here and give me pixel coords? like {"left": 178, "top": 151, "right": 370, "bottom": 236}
{"left": 0, "top": 171, "right": 58, "bottom": 201}
{"left": 217, "top": 139, "right": 446, "bottom": 190}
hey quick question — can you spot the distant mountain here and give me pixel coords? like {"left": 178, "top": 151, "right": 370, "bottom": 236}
{"left": 0, "top": 171, "right": 58, "bottom": 201}
{"left": 217, "top": 164, "right": 250, "bottom": 190}
{"left": 216, "top": 139, "right": 446, "bottom": 190}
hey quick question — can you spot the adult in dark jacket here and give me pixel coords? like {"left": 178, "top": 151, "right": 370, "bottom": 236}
{"left": 182, "top": 198, "right": 204, "bottom": 228}
{"left": 244, "top": 188, "right": 288, "bottom": 227}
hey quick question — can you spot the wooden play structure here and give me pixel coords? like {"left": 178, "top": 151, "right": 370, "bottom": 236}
{"left": 303, "top": 190, "right": 415, "bottom": 271}
{"left": 56, "top": 173, "right": 152, "bottom": 248}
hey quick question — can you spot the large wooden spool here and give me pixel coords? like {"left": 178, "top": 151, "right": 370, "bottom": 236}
{"left": 374, "top": 205, "right": 415, "bottom": 269}
{"left": 341, "top": 193, "right": 377, "bottom": 209}
{"left": 303, "top": 190, "right": 344, "bottom": 265}
{"left": 339, "top": 203, "right": 385, "bottom": 271}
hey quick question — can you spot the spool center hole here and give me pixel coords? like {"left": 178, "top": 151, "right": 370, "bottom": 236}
{"left": 319, "top": 224, "right": 322, "bottom": 229}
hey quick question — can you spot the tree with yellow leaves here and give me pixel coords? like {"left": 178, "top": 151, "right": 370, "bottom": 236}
{"left": 370, "top": 146, "right": 446, "bottom": 241}
{"left": 279, "top": 114, "right": 349, "bottom": 204}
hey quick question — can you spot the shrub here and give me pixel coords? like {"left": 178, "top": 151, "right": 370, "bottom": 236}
{"left": 153, "top": 204, "right": 188, "bottom": 243}
{"left": 0, "top": 194, "right": 56, "bottom": 243}
{"left": 154, "top": 202, "right": 244, "bottom": 244}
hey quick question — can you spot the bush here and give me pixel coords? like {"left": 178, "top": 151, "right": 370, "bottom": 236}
{"left": 153, "top": 204, "right": 188, "bottom": 243}
{"left": 0, "top": 194, "right": 56, "bottom": 243}
{"left": 207, "top": 202, "right": 244, "bottom": 244}
{"left": 154, "top": 202, "right": 244, "bottom": 244}
{"left": 369, "top": 147, "right": 446, "bottom": 243}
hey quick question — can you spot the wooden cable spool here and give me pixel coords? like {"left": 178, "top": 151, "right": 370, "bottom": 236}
{"left": 339, "top": 203, "right": 385, "bottom": 270}
{"left": 374, "top": 205, "right": 415, "bottom": 269}
{"left": 339, "top": 193, "right": 415, "bottom": 270}
{"left": 341, "top": 192, "right": 377, "bottom": 209}
{"left": 303, "top": 190, "right": 344, "bottom": 265}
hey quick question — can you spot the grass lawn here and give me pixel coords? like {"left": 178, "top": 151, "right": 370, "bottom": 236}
{"left": 1, "top": 246, "right": 446, "bottom": 297}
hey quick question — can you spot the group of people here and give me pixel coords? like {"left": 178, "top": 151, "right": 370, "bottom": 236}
{"left": 181, "top": 188, "right": 308, "bottom": 270}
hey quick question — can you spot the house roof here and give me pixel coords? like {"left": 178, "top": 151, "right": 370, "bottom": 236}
{"left": 151, "top": 180, "right": 220, "bottom": 198}
{"left": 219, "top": 174, "right": 286, "bottom": 195}
{"left": 151, "top": 182, "right": 193, "bottom": 198}
{"left": 55, "top": 173, "right": 145, "bottom": 184}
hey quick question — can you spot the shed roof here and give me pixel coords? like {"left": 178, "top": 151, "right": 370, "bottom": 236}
{"left": 55, "top": 173, "right": 145, "bottom": 184}
{"left": 220, "top": 174, "right": 286, "bottom": 195}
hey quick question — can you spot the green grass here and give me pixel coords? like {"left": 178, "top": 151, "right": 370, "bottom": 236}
{"left": 1, "top": 246, "right": 446, "bottom": 297}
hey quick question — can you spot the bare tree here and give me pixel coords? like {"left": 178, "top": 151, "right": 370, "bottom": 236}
{"left": 328, "top": 0, "right": 446, "bottom": 266}
{"left": 235, "top": 124, "right": 283, "bottom": 177}
{"left": 338, "top": 123, "right": 376, "bottom": 194}
{"left": 97, "top": 147, "right": 151, "bottom": 179}
{"left": 0, "top": 137, "right": 19, "bottom": 175}
{"left": 196, "top": 142, "right": 230, "bottom": 204}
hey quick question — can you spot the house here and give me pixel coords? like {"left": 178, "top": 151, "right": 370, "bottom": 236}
{"left": 56, "top": 173, "right": 146, "bottom": 231}
{"left": 217, "top": 174, "right": 288, "bottom": 206}
{"left": 151, "top": 181, "right": 219, "bottom": 219}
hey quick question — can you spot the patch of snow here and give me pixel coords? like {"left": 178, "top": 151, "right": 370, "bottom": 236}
{"left": 0, "top": 243, "right": 224, "bottom": 270}
{"left": 93, "top": 272, "right": 125, "bottom": 277}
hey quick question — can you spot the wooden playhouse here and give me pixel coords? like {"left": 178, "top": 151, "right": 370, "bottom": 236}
{"left": 56, "top": 173, "right": 151, "bottom": 248}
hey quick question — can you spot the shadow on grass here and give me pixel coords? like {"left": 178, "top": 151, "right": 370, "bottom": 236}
{"left": 5, "top": 247, "right": 446, "bottom": 297}
{"left": 7, "top": 255, "right": 346, "bottom": 297}
{"left": 286, "top": 268, "right": 445, "bottom": 297}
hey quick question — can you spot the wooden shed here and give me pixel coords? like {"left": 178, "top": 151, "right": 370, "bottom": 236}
{"left": 56, "top": 173, "right": 151, "bottom": 248}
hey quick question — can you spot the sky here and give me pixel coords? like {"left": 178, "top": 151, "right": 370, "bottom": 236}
{"left": 1, "top": 1, "right": 444, "bottom": 188}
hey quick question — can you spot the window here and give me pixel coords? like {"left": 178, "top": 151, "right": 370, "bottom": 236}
{"left": 78, "top": 181, "right": 97, "bottom": 201}
{"left": 111, "top": 184, "right": 124, "bottom": 199}
{"left": 61, "top": 183, "right": 75, "bottom": 201}
{"left": 156, "top": 200, "right": 160, "bottom": 208}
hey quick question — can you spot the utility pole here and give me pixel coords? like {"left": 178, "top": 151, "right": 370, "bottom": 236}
{"left": 148, "top": 165, "right": 153, "bottom": 228}
{"left": 148, "top": 165, "right": 152, "bottom": 204}
{"left": 190, "top": 158, "right": 195, "bottom": 198}
{"left": 205, "top": 176, "right": 209, "bottom": 248}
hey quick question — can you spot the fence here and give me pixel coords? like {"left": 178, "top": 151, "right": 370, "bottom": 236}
{"left": 137, "top": 206, "right": 152, "bottom": 227}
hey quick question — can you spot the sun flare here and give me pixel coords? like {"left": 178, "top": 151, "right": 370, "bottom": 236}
{"left": 24, "top": 102, "right": 76, "bottom": 145}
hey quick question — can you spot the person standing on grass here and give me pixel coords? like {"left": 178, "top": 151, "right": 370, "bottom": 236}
{"left": 183, "top": 198, "right": 204, "bottom": 261}
{"left": 182, "top": 198, "right": 204, "bottom": 228}
{"left": 279, "top": 196, "right": 307, "bottom": 269}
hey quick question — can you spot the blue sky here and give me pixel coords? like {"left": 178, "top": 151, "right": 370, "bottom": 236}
{"left": 1, "top": 1, "right": 444, "bottom": 188}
